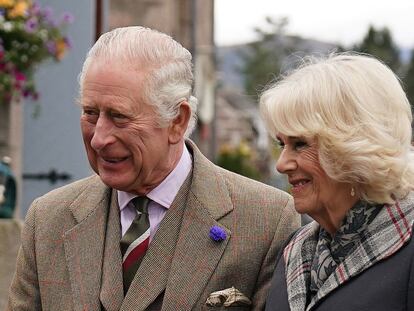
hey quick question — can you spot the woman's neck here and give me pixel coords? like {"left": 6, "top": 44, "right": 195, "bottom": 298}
{"left": 312, "top": 196, "right": 360, "bottom": 236}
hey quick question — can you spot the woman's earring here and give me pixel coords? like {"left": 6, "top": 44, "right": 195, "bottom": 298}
{"left": 351, "top": 187, "right": 355, "bottom": 197}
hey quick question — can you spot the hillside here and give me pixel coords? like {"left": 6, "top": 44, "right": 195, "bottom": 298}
{"left": 216, "top": 35, "right": 339, "bottom": 91}
{"left": 216, "top": 35, "right": 411, "bottom": 92}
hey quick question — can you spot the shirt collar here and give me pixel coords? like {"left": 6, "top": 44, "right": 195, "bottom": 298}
{"left": 118, "top": 143, "right": 192, "bottom": 211}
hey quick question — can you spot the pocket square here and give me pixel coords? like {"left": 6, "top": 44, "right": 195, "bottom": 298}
{"left": 205, "top": 286, "right": 252, "bottom": 307}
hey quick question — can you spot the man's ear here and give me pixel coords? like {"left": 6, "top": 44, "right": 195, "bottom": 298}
{"left": 168, "top": 101, "right": 191, "bottom": 144}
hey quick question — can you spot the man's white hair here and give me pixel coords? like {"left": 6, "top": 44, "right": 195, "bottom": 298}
{"left": 79, "top": 26, "right": 198, "bottom": 137}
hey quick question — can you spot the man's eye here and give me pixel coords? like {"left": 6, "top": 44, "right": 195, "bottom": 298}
{"left": 82, "top": 109, "right": 99, "bottom": 123}
{"left": 111, "top": 112, "right": 128, "bottom": 122}
{"left": 83, "top": 108, "right": 97, "bottom": 115}
{"left": 111, "top": 113, "right": 126, "bottom": 119}
{"left": 110, "top": 112, "right": 129, "bottom": 124}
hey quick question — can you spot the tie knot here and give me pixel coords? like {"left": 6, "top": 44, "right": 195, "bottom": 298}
{"left": 132, "top": 196, "right": 149, "bottom": 214}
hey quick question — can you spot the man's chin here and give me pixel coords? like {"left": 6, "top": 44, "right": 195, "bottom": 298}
{"left": 98, "top": 174, "right": 128, "bottom": 191}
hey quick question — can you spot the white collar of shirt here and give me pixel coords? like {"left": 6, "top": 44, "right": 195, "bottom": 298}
{"left": 117, "top": 144, "right": 192, "bottom": 210}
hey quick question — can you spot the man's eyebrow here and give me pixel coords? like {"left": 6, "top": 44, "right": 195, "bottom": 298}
{"left": 81, "top": 103, "right": 95, "bottom": 108}
{"left": 80, "top": 99, "right": 98, "bottom": 106}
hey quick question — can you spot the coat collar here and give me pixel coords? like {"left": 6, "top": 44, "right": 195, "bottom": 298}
{"left": 284, "top": 192, "right": 414, "bottom": 311}
{"left": 184, "top": 139, "right": 234, "bottom": 220}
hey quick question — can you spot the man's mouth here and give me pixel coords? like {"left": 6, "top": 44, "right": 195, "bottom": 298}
{"left": 102, "top": 156, "right": 128, "bottom": 164}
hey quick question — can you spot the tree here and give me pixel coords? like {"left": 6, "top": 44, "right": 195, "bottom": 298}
{"left": 216, "top": 142, "right": 261, "bottom": 180}
{"left": 239, "top": 17, "right": 289, "bottom": 100}
{"left": 354, "top": 25, "right": 401, "bottom": 72}
{"left": 404, "top": 49, "right": 414, "bottom": 113}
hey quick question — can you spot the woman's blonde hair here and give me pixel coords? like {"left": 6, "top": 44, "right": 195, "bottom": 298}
{"left": 260, "top": 53, "right": 414, "bottom": 204}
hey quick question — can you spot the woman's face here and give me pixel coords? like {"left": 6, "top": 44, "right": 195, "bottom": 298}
{"left": 275, "top": 133, "right": 352, "bottom": 224}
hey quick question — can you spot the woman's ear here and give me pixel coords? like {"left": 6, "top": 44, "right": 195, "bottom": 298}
{"left": 168, "top": 101, "right": 191, "bottom": 144}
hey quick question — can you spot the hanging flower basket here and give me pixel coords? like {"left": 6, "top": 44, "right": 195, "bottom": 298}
{"left": 0, "top": 0, "right": 73, "bottom": 105}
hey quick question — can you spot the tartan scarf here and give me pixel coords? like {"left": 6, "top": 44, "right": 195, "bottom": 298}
{"left": 283, "top": 191, "right": 414, "bottom": 311}
{"left": 309, "top": 201, "right": 382, "bottom": 294}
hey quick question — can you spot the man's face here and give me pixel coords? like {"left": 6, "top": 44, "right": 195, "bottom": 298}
{"left": 80, "top": 60, "right": 178, "bottom": 195}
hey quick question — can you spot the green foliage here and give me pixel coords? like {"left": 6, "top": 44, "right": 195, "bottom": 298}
{"left": 354, "top": 25, "right": 400, "bottom": 72}
{"left": 239, "top": 17, "right": 288, "bottom": 100}
{"left": 404, "top": 50, "right": 414, "bottom": 113}
{"left": 216, "top": 142, "right": 261, "bottom": 180}
{"left": 354, "top": 25, "right": 414, "bottom": 137}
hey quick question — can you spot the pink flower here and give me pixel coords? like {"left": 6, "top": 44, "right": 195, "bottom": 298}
{"left": 14, "top": 71, "right": 26, "bottom": 82}
{"left": 25, "top": 18, "right": 38, "bottom": 33}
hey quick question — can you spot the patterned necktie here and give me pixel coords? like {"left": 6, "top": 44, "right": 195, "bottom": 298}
{"left": 120, "top": 196, "right": 150, "bottom": 293}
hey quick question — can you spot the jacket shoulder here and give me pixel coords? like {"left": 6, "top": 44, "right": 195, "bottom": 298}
{"left": 216, "top": 165, "right": 292, "bottom": 205}
{"left": 35, "top": 175, "right": 103, "bottom": 203}
{"left": 26, "top": 175, "right": 106, "bottom": 221}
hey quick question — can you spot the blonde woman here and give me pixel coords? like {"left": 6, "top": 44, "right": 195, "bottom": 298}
{"left": 260, "top": 53, "right": 414, "bottom": 311}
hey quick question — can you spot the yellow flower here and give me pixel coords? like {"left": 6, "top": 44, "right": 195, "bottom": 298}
{"left": 8, "top": 1, "right": 28, "bottom": 18}
{"left": 0, "top": 0, "right": 14, "bottom": 8}
{"left": 55, "top": 39, "right": 67, "bottom": 61}
{"left": 238, "top": 142, "right": 251, "bottom": 157}
{"left": 219, "top": 143, "right": 232, "bottom": 156}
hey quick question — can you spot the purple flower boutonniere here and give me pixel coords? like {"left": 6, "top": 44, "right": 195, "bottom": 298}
{"left": 209, "top": 225, "right": 227, "bottom": 242}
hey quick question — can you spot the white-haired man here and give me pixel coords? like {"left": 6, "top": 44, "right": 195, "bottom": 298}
{"left": 7, "top": 27, "right": 299, "bottom": 311}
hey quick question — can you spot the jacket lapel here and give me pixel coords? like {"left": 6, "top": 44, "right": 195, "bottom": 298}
{"left": 100, "top": 189, "right": 124, "bottom": 311}
{"left": 63, "top": 176, "right": 110, "bottom": 311}
{"left": 120, "top": 171, "right": 193, "bottom": 311}
{"left": 121, "top": 141, "right": 234, "bottom": 311}
{"left": 161, "top": 141, "right": 233, "bottom": 310}
{"left": 161, "top": 194, "right": 231, "bottom": 311}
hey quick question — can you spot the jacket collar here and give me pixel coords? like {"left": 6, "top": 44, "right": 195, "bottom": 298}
{"left": 284, "top": 191, "right": 414, "bottom": 311}
{"left": 185, "top": 139, "right": 234, "bottom": 220}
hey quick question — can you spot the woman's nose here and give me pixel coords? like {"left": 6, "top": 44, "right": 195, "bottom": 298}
{"left": 276, "top": 148, "right": 297, "bottom": 174}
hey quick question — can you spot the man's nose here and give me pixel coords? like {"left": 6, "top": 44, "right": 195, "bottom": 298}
{"left": 276, "top": 149, "right": 297, "bottom": 174}
{"left": 90, "top": 116, "right": 115, "bottom": 151}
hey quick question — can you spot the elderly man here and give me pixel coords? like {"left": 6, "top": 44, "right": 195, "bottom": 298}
{"left": 7, "top": 27, "right": 299, "bottom": 311}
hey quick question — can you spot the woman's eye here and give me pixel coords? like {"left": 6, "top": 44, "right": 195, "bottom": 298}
{"left": 275, "top": 140, "right": 285, "bottom": 149}
{"left": 294, "top": 141, "right": 308, "bottom": 150}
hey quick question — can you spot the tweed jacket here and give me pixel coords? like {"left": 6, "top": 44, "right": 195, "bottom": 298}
{"left": 7, "top": 141, "right": 300, "bottom": 311}
{"left": 265, "top": 191, "right": 414, "bottom": 311}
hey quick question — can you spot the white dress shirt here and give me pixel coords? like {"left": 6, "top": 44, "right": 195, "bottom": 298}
{"left": 117, "top": 144, "right": 192, "bottom": 242}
